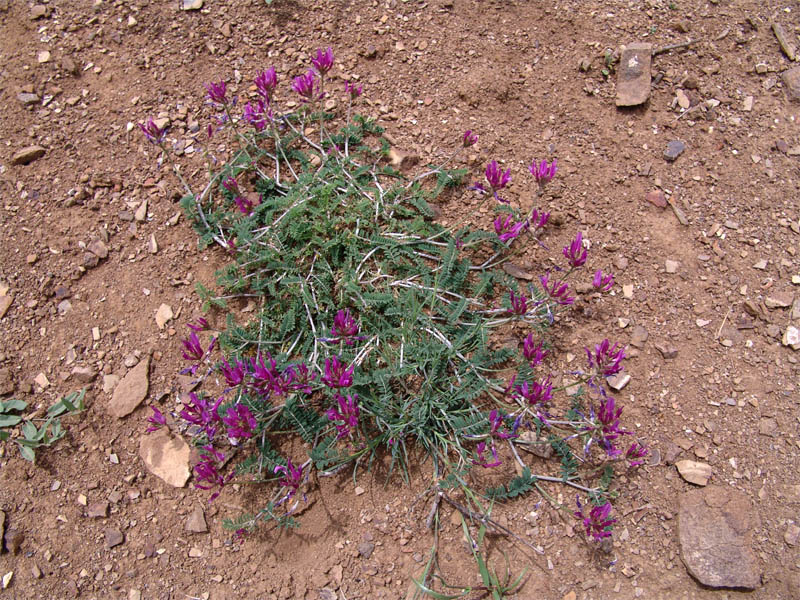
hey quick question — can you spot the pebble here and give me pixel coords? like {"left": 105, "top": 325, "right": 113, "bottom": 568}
{"left": 781, "top": 67, "right": 800, "bottom": 103}
{"left": 182, "top": 0, "right": 203, "bottom": 9}
{"left": 11, "top": 145, "right": 46, "bottom": 165}
{"left": 105, "top": 528, "right": 124, "bottom": 548}
{"left": 188, "top": 547, "right": 203, "bottom": 558}
{"left": 17, "top": 92, "right": 40, "bottom": 106}
{"left": 155, "top": 304, "right": 173, "bottom": 330}
{"left": 785, "top": 524, "right": 800, "bottom": 547}
{"left": 654, "top": 342, "right": 678, "bottom": 359}
{"left": 630, "top": 325, "right": 648, "bottom": 348}
{"left": 87, "top": 239, "right": 108, "bottom": 259}
{"left": 607, "top": 372, "right": 630, "bottom": 391}
{"left": 0, "top": 295, "right": 12, "bottom": 319}
{"left": 0, "top": 368, "right": 13, "bottom": 395}
{"left": 622, "top": 284, "right": 634, "bottom": 299}
{"left": 664, "top": 140, "right": 686, "bottom": 162}
{"left": 742, "top": 96, "right": 753, "bottom": 112}
{"left": 645, "top": 189, "right": 667, "bottom": 208}
{"left": 108, "top": 355, "right": 150, "bottom": 418}
{"left": 675, "top": 460, "right": 712, "bottom": 486}
{"left": 102, "top": 374, "right": 120, "bottom": 393}
{"left": 782, "top": 326, "right": 800, "bottom": 350}
{"left": 37, "top": 50, "right": 50, "bottom": 63}
{"left": 357, "top": 541, "right": 375, "bottom": 559}
{"left": 185, "top": 505, "right": 208, "bottom": 534}
{"left": 675, "top": 89, "right": 690, "bottom": 109}
{"left": 665, "top": 259, "right": 679, "bottom": 273}
{"left": 87, "top": 501, "right": 109, "bottom": 518}
{"left": 70, "top": 366, "right": 97, "bottom": 383}
{"left": 30, "top": 4, "right": 46, "bottom": 19}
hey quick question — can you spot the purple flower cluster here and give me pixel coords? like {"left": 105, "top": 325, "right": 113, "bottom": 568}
{"left": 507, "top": 290, "right": 528, "bottom": 316}
{"left": 494, "top": 214, "right": 528, "bottom": 243}
{"left": 522, "top": 334, "right": 548, "bottom": 367}
{"left": 473, "top": 441, "right": 501, "bottom": 468}
{"left": 488, "top": 409, "right": 520, "bottom": 440}
{"left": 180, "top": 392, "right": 223, "bottom": 439}
{"left": 330, "top": 309, "right": 363, "bottom": 346}
{"left": 311, "top": 47, "right": 334, "bottom": 76}
{"left": 195, "top": 445, "right": 234, "bottom": 503}
{"left": 513, "top": 375, "right": 553, "bottom": 408}
{"left": 205, "top": 80, "right": 228, "bottom": 106}
{"left": 574, "top": 497, "right": 616, "bottom": 541}
{"left": 592, "top": 269, "right": 614, "bottom": 292}
{"left": 321, "top": 356, "right": 354, "bottom": 388}
{"left": 145, "top": 406, "right": 166, "bottom": 433}
{"left": 274, "top": 458, "right": 304, "bottom": 503}
{"left": 181, "top": 330, "right": 217, "bottom": 374}
{"left": 529, "top": 158, "right": 557, "bottom": 186}
{"left": 563, "top": 231, "right": 588, "bottom": 268}
{"left": 292, "top": 70, "right": 319, "bottom": 103}
{"left": 590, "top": 396, "right": 629, "bottom": 457}
{"left": 326, "top": 393, "right": 360, "bottom": 439}
{"left": 462, "top": 130, "right": 478, "bottom": 147}
{"left": 625, "top": 441, "right": 648, "bottom": 467}
{"left": 222, "top": 404, "right": 257, "bottom": 441}
{"left": 138, "top": 117, "right": 168, "bottom": 144}
{"left": 586, "top": 339, "right": 626, "bottom": 377}
{"left": 254, "top": 67, "right": 278, "bottom": 101}
{"left": 539, "top": 273, "right": 574, "bottom": 306}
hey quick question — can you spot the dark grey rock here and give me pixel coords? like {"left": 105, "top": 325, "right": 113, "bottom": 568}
{"left": 664, "top": 140, "right": 686, "bottom": 162}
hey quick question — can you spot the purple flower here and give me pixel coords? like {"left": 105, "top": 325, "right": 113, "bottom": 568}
{"left": 286, "top": 363, "right": 315, "bottom": 394}
{"left": 243, "top": 99, "right": 271, "bottom": 131}
{"left": 222, "top": 404, "right": 257, "bottom": 440}
{"left": 522, "top": 334, "right": 548, "bottom": 367}
{"left": 485, "top": 160, "right": 511, "bottom": 192}
{"left": 321, "top": 356, "right": 354, "bottom": 388}
{"left": 331, "top": 309, "right": 360, "bottom": 345}
{"left": 222, "top": 178, "right": 239, "bottom": 195}
{"left": 194, "top": 449, "right": 233, "bottom": 502}
{"left": 462, "top": 130, "right": 478, "bottom": 147}
{"left": 138, "top": 117, "right": 167, "bottom": 144}
{"left": 586, "top": 339, "right": 626, "bottom": 377}
{"left": 292, "top": 70, "right": 318, "bottom": 102}
{"left": 513, "top": 376, "right": 553, "bottom": 407}
{"left": 539, "top": 273, "right": 574, "bottom": 306}
{"left": 574, "top": 497, "right": 616, "bottom": 541}
{"left": 205, "top": 80, "right": 228, "bottom": 105}
{"left": 472, "top": 441, "right": 501, "bottom": 468}
{"left": 489, "top": 409, "right": 520, "bottom": 440}
{"left": 274, "top": 458, "right": 304, "bottom": 502}
{"left": 234, "top": 194, "right": 255, "bottom": 215}
{"left": 311, "top": 47, "right": 334, "bottom": 75}
{"left": 494, "top": 214, "right": 528, "bottom": 243}
{"left": 529, "top": 158, "right": 557, "bottom": 186}
{"left": 179, "top": 392, "right": 222, "bottom": 439}
{"left": 594, "top": 396, "right": 628, "bottom": 456}
{"left": 507, "top": 290, "right": 528, "bottom": 316}
{"left": 219, "top": 358, "right": 246, "bottom": 387}
{"left": 254, "top": 67, "right": 277, "bottom": 100}
{"left": 145, "top": 406, "right": 166, "bottom": 433}
{"left": 530, "top": 209, "right": 550, "bottom": 231}
{"left": 625, "top": 441, "right": 648, "bottom": 467}
{"left": 186, "top": 317, "right": 210, "bottom": 332}
{"left": 248, "top": 353, "right": 281, "bottom": 399}
{"left": 326, "top": 393, "right": 360, "bottom": 439}
{"left": 592, "top": 270, "right": 614, "bottom": 292}
{"left": 344, "top": 81, "right": 363, "bottom": 98}
{"left": 563, "top": 231, "right": 588, "bottom": 268}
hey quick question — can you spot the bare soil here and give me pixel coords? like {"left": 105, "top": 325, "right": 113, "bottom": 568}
{"left": 1, "top": 0, "right": 800, "bottom": 598}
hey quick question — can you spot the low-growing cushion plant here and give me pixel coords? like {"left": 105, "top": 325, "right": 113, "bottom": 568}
{"left": 140, "top": 48, "right": 646, "bottom": 597}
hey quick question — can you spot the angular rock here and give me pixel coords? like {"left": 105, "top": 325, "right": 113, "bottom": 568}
{"left": 87, "top": 239, "right": 108, "bottom": 259}
{"left": 155, "top": 304, "right": 173, "bottom": 330}
{"left": 0, "top": 511, "right": 4, "bottom": 550}
{"left": 0, "top": 294, "right": 11, "bottom": 319}
{"left": 105, "top": 527, "right": 124, "bottom": 548}
{"left": 182, "top": 0, "right": 203, "bottom": 9}
{"left": 664, "top": 140, "right": 686, "bottom": 162}
{"left": 764, "top": 293, "right": 792, "bottom": 309}
{"left": 11, "top": 146, "right": 46, "bottom": 166}
{"left": 17, "top": 92, "right": 40, "bottom": 106}
{"left": 185, "top": 505, "right": 208, "bottom": 534}
{"left": 773, "top": 23, "right": 797, "bottom": 61}
{"left": 108, "top": 355, "right": 150, "bottom": 418}
{"left": 678, "top": 486, "right": 760, "bottom": 589}
{"left": 676, "top": 460, "right": 712, "bottom": 486}
{"left": 0, "top": 368, "right": 13, "bottom": 395}
{"left": 654, "top": 342, "right": 678, "bottom": 359}
{"left": 30, "top": 5, "right": 47, "bottom": 19}
{"left": 61, "top": 56, "right": 79, "bottom": 76}
{"left": 615, "top": 43, "right": 652, "bottom": 107}
{"left": 607, "top": 372, "right": 630, "bottom": 391}
{"left": 139, "top": 428, "right": 191, "bottom": 487}
{"left": 358, "top": 541, "right": 375, "bottom": 559}
{"left": 102, "top": 374, "right": 120, "bottom": 394}
{"left": 503, "top": 263, "right": 534, "bottom": 281}
{"left": 70, "top": 366, "right": 96, "bottom": 383}
{"left": 630, "top": 325, "right": 648, "bottom": 348}
{"left": 782, "top": 67, "right": 800, "bottom": 103}
{"left": 646, "top": 189, "right": 667, "bottom": 208}
{"left": 4, "top": 528, "right": 24, "bottom": 554}
{"left": 785, "top": 524, "right": 800, "bottom": 547}
{"left": 86, "top": 501, "right": 109, "bottom": 518}
{"left": 783, "top": 325, "right": 800, "bottom": 350}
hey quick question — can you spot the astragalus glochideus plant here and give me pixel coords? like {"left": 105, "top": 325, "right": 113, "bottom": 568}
{"left": 140, "top": 48, "right": 647, "bottom": 598}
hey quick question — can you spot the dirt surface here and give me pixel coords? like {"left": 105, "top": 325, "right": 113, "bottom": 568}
{"left": 1, "top": 0, "right": 800, "bottom": 598}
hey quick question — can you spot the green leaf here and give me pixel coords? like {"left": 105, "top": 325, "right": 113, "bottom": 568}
{"left": 21, "top": 420, "right": 38, "bottom": 440}
{"left": 0, "top": 415, "right": 22, "bottom": 428}
{"left": 18, "top": 444, "right": 35, "bottom": 462}
{"left": 2, "top": 399, "right": 28, "bottom": 412}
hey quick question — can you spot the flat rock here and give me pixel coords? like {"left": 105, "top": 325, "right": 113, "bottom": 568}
{"left": 630, "top": 325, "right": 648, "bottom": 348}
{"left": 654, "top": 342, "right": 678, "bottom": 359}
{"left": 185, "top": 505, "right": 208, "bottom": 533}
{"left": 676, "top": 459, "right": 712, "bottom": 486}
{"left": 30, "top": 4, "right": 47, "bottom": 19}
{"left": 678, "top": 486, "right": 760, "bottom": 589}
{"left": 664, "top": 140, "right": 686, "bottom": 162}
{"left": 0, "top": 368, "right": 13, "bottom": 395}
{"left": 764, "top": 293, "right": 792, "bottom": 309}
{"left": 782, "top": 66, "right": 800, "bottom": 103}
{"left": 139, "top": 428, "right": 191, "bottom": 487}
{"left": 616, "top": 43, "right": 652, "bottom": 107}
{"left": 108, "top": 355, "right": 150, "bottom": 418}
{"left": 17, "top": 92, "right": 40, "bottom": 106}
{"left": 87, "top": 239, "right": 108, "bottom": 259}
{"left": 646, "top": 189, "right": 667, "bottom": 208}
{"left": 503, "top": 263, "right": 534, "bottom": 281}
{"left": 606, "top": 372, "right": 630, "bottom": 391}
{"left": 155, "top": 304, "right": 173, "bottom": 330}
{"left": 86, "top": 501, "right": 109, "bottom": 518}
{"left": 182, "top": 0, "right": 203, "bottom": 8}
{"left": 358, "top": 541, "right": 375, "bottom": 559}
{"left": 4, "top": 527, "right": 24, "bottom": 554}
{"left": 104, "top": 527, "right": 124, "bottom": 548}
{"left": 11, "top": 145, "right": 46, "bottom": 165}
{"left": 0, "top": 511, "right": 5, "bottom": 549}
{"left": 70, "top": 366, "right": 96, "bottom": 383}
{"left": 783, "top": 325, "right": 800, "bottom": 350}
{"left": 0, "top": 294, "right": 11, "bottom": 319}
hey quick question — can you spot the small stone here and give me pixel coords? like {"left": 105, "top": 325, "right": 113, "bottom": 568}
{"left": 785, "top": 524, "right": 800, "bottom": 547}
{"left": 61, "top": 56, "right": 79, "bottom": 76}
{"left": 630, "top": 325, "right": 648, "bottom": 348}
{"left": 665, "top": 259, "right": 679, "bottom": 273}
{"left": 0, "top": 294, "right": 11, "bottom": 319}
{"left": 31, "top": 564, "right": 41, "bottom": 579}
{"left": 30, "top": 5, "right": 46, "bottom": 19}
{"left": 155, "top": 304, "right": 173, "bottom": 330}
{"left": 1, "top": 572, "right": 11, "bottom": 590}
{"left": 783, "top": 326, "right": 800, "bottom": 350}
{"left": 752, "top": 259, "right": 768, "bottom": 270}
{"left": 92, "top": 327, "right": 101, "bottom": 341}
{"left": 83, "top": 253, "right": 99, "bottom": 269}
{"left": 37, "top": 50, "right": 51, "bottom": 63}
{"left": 354, "top": 486, "right": 366, "bottom": 496}
{"left": 387, "top": 148, "right": 419, "bottom": 169}
{"left": 764, "top": 293, "right": 792, "bottom": 309}
{"left": 102, "top": 374, "right": 120, "bottom": 394}
{"left": 11, "top": 145, "right": 46, "bottom": 165}
{"left": 108, "top": 355, "right": 150, "bottom": 418}
{"left": 622, "top": 284, "right": 634, "bottom": 299}
{"left": 358, "top": 542, "right": 375, "bottom": 559}
{"left": 781, "top": 67, "right": 800, "bottom": 103}
{"left": 70, "top": 366, "right": 97, "bottom": 383}
{"left": 105, "top": 528, "right": 124, "bottom": 548}
{"left": 4, "top": 527, "right": 24, "bottom": 554}
{"left": 0, "top": 368, "right": 14, "bottom": 395}
{"left": 188, "top": 547, "right": 203, "bottom": 558}
{"left": 678, "top": 486, "right": 760, "bottom": 589}
{"left": 17, "top": 92, "right": 40, "bottom": 106}
{"left": 34, "top": 372, "right": 50, "bottom": 389}
{"left": 128, "top": 590, "right": 142, "bottom": 600}
{"left": 607, "top": 372, "right": 630, "bottom": 391}
{"left": 675, "top": 89, "right": 691, "bottom": 109}
{"left": 87, "top": 501, "right": 109, "bottom": 518}
{"left": 664, "top": 140, "right": 686, "bottom": 162}
{"left": 148, "top": 234, "right": 158, "bottom": 254}
{"left": 742, "top": 96, "right": 753, "bottom": 112}
{"left": 502, "top": 263, "right": 533, "bottom": 280}
{"left": 185, "top": 505, "right": 208, "bottom": 534}
{"left": 676, "top": 460, "right": 712, "bottom": 486}
{"left": 134, "top": 199, "right": 147, "bottom": 222}
{"left": 615, "top": 43, "right": 652, "bottom": 107}
{"left": 87, "top": 239, "right": 108, "bottom": 259}
{"left": 654, "top": 342, "right": 678, "bottom": 359}
{"left": 182, "top": 0, "right": 203, "bottom": 9}
{"left": 646, "top": 189, "right": 667, "bottom": 208}
{"left": 139, "top": 428, "right": 191, "bottom": 487}
{"left": 759, "top": 418, "right": 778, "bottom": 437}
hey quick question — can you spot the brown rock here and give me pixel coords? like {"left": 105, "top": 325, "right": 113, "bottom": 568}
{"left": 87, "top": 239, "right": 108, "bottom": 259}
{"left": 654, "top": 342, "right": 678, "bottom": 359}
{"left": 0, "top": 368, "right": 13, "bottom": 395}
{"left": 630, "top": 325, "right": 648, "bottom": 348}
{"left": 782, "top": 67, "right": 800, "bottom": 103}
{"left": 61, "top": 56, "right": 79, "bottom": 76}
{"left": 139, "top": 428, "right": 191, "bottom": 487}
{"left": 646, "top": 189, "right": 667, "bottom": 208}
{"left": 678, "top": 486, "right": 761, "bottom": 589}
{"left": 616, "top": 43, "right": 652, "bottom": 107}
{"left": 676, "top": 459, "right": 712, "bottom": 486}
{"left": 70, "top": 366, "right": 97, "bottom": 383}
{"left": 503, "top": 263, "right": 534, "bottom": 281}
{"left": 105, "top": 527, "right": 124, "bottom": 548}
{"left": 0, "top": 511, "right": 5, "bottom": 550}
{"left": 86, "top": 501, "right": 109, "bottom": 518}
{"left": 4, "top": 527, "right": 24, "bottom": 554}
{"left": 185, "top": 505, "right": 208, "bottom": 534}
{"left": 30, "top": 4, "right": 46, "bottom": 19}
{"left": 108, "top": 355, "right": 150, "bottom": 418}
{"left": 0, "top": 294, "right": 11, "bottom": 319}
{"left": 11, "top": 145, "right": 46, "bottom": 165}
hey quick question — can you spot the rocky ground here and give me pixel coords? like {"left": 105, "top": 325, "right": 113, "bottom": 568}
{"left": 1, "top": 0, "right": 800, "bottom": 598}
